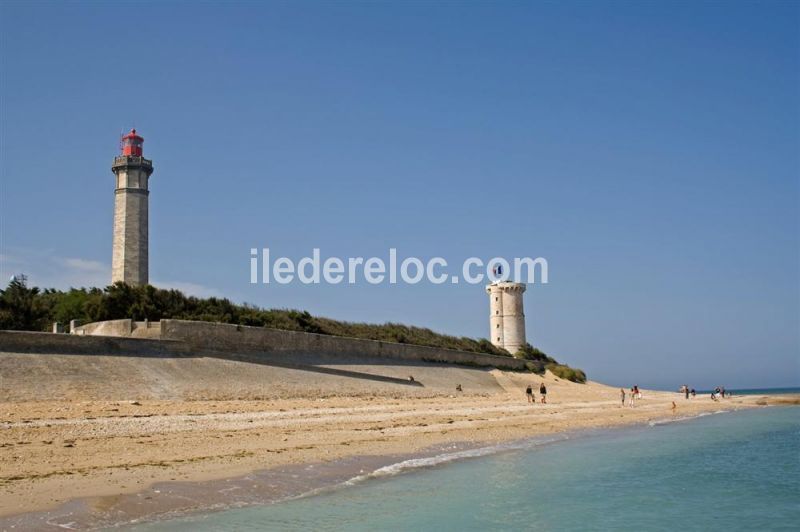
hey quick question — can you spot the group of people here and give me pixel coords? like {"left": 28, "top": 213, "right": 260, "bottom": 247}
{"left": 615, "top": 384, "right": 734, "bottom": 409}
{"left": 525, "top": 383, "right": 547, "bottom": 404}
{"left": 711, "top": 386, "right": 730, "bottom": 400}
{"left": 620, "top": 385, "right": 642, "bottom": 407}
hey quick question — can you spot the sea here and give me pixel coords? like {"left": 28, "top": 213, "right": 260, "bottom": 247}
{"left": 702, "top": 387, "right": 800, "bottom": 396}
{"left": 128, "top": 401, "right": 800, "bottom": 531}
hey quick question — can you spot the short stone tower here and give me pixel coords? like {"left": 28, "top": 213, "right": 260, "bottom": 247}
{"left": 486, "top": 281, "right": 527, "bottom": 354}
{"left": 111, "top": 129, "right": 154, "bottom": 286}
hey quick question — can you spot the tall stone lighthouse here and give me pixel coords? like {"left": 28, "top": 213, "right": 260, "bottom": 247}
{"left": 111, "top": 129, "right": 154, "bottom": 286}
{"left": 486, "top": 281, "right": 527, "bottom": 353}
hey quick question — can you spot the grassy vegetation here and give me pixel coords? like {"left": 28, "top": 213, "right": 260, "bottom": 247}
{"left": 0, "top": 278, "right": 586, "bottom": 380}
{"left": 545, "top": 363, "right": 588, "bottom": 384}
{"left": 512, "top": 343, "right": 586, "bottom": 383}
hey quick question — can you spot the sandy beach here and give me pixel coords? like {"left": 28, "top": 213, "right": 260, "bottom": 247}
{"left": 1, "top": 352, "right": 787, "bottom": 529}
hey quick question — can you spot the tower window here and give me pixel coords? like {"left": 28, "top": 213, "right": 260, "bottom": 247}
{"left": 496, "top": 310, "right": 499, "bottom": 315}
{"left": 495, "top": 297, "right": 498, "bottom": 302}
{"left": 497, "top": 337, "right": 500, "bottom": 342}
{"left": 496, "top": 324, "right": 499, "bottom": 328}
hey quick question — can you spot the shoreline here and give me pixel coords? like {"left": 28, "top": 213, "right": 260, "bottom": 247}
{"left": 138, "top": 403, "right": 800, "bottom": 531}
{"left": 3, "top": 383, "right": 794, "bottom": 529}
{"left": 0, "top": 408, "right": 744, "bottom": 530}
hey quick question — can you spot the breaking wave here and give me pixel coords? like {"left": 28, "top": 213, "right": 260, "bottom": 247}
{"left": 647, "top": 408, "right": 735, "bottom": 427}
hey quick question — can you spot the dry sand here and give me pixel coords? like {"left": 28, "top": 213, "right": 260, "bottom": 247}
{"left": 0, "top": 351, "right": 786, "bottom": 527}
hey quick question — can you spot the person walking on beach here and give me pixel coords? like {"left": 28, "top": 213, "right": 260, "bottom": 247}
{"left": 691, "top": 388, "right": 696, "bottom": 398}
{"left": 683, "top": 385, "right": 690, "bottom": 400}
{"left": 526, "top": 385, "right": 534, "bottom": 403}
{"left": 620, "top": 388, "right": 626, "bottom": 407}
{"left": 671, "top": 401, "right": 677, "bottom": 415}
{"left": 539, "top": 383, "right": 547, "bottom": 404}
{"left": 629, "top": 387, "right": 636, "bottom": 407}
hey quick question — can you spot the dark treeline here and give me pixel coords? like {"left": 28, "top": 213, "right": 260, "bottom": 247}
{"left": 0, "top": 279, "right": 586, "bottom": 382}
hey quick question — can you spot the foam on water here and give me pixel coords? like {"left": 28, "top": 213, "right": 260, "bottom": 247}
{"left": 282, "top": 434, "right": 570, "bottom": 503}
{"left": 646, "top": 407, "right": 735, "bottom": 426}
{"left": 346, "top": 435, "right": 568, "bottom": 484}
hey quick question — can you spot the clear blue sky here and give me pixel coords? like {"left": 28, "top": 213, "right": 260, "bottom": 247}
{"left": 1, "top": 1, "right": 797, "bottom": 390}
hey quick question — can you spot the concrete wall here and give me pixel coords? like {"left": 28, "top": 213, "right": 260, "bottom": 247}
{"left": 14, "top": 318, "right": 527, "bottom": 370}
{"left": 161, "top": 320, "right": 527, "bottom": 370}
{"left": 131, "top": 321, "right": 162, "bottom": 339}
{"left": 72, "top": 319, "right": 133, "bottom": 337}
{"left": 72, "top": 319, "right": 162, "bottom": 338}
{"left": 0, "top": 330, "right": 191, "bottom": 358}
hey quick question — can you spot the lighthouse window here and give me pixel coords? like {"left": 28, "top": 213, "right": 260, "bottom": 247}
{"left": 497, "top": 337, "right": 500, "bottom": 342}
{"left": 496, "top": 324, "right": 499, "bottom": 328}
{"left": 495, "top": 297, "right": 498, "bottom": 302}
{"left": 495, "top": 310, "right": 499, "bottom": 315}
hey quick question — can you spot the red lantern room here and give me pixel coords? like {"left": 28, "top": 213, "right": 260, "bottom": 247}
{"left": 121, "top": 129, "right": 144, "bottom": 156}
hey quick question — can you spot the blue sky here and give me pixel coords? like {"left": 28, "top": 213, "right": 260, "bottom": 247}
{"left": 1, "top": 1, "right": 797, "bottom": 390}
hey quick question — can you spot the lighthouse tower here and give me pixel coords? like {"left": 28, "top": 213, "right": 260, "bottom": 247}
{"left": 486, "top": 281, "right": 527, "bottom": 354}
{"left": 111, "top": 129, "right": 154, "bottom": 286}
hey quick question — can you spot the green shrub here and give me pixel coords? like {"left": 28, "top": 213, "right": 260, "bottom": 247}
{"left": 514, "top": 343, "right": 555, "bottom": 363}
{"left": 525, "top": 361, "right": 546, "bottom": 374}
{"left": 546, "top": 363, "right": 587, "bottom": 384}
{"left": 0, "top": 278, "right": 49, "bottom": 331}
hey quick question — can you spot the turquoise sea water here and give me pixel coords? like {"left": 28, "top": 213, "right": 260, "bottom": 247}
{"left": 133, "top": 407, "right": 800, "bottom": 531}
{"left": 706, "top": 387, "right": 800, "bottom": 396}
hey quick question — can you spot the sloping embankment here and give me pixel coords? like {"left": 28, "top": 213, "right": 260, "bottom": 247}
{"left": 0, "top": 331, "right": 509, "bottom": 401}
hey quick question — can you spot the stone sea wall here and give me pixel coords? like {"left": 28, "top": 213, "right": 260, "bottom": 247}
{"left": 160, "top": 320, "right": 526, "bottom": 370}
{"left": 1, "top": 320, "right": 526, "bottom": 371}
